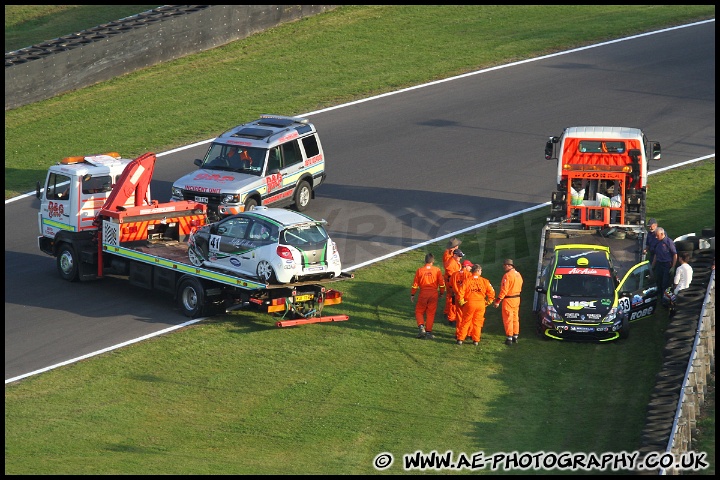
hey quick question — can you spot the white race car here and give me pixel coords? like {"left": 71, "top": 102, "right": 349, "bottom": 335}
{"left": 188, "top": 206, "right": 342, "bottom": 284}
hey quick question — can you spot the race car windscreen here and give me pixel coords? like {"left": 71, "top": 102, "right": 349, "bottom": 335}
{"left": 550, "top": 272, "right": 615, "bottom": 297}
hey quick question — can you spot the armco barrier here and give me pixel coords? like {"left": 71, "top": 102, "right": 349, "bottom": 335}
{"left": 5, "top": 5, "right": 337, "bottom": 110}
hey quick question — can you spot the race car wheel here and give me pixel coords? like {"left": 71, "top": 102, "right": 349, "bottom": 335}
{"left": 294, "top": 180, "right": 311, "bottom": 212}
{"left": 256, "top": 260, "right": 277, "bottom": 284}
{"left": 187, "top": 244, "right": 204, "bottom": 267}
{"left": 619, "top": 316, "right": 630, "bottom": 339}
{"left": 57, "top": 244, "right": 79, "bottom": 282}
{"left": 177, "top": 276, "right": 206, "bottom": 318}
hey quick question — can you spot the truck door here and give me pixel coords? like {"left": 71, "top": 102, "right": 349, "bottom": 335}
{"left": 40, "top": 171, "right": 76, "bottom": 235}
{"left": 616, "top": 261, "right": 657, "bottom": 322}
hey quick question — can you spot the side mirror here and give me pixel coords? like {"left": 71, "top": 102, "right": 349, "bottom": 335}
{"left": 194, "top": 158, "right": 203, "bottom": 167}
{"left": 36, "top": 181, "right": 42, "bottom": 199}
{"left": 651, "top": 142, "right": 661, "bottom": 161}
{"left": 544, "top": 140, "right": 554, "bottom": 160}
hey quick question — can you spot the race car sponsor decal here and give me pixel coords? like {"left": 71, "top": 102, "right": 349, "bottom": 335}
{"left": 630, "top": 305, "right": 654, "bottom": 320}
{"left": 567, "top": 300, "right": 597, "bottom": 310}
{"left": 554, "top": 267, "right": 612, "bottom": 276}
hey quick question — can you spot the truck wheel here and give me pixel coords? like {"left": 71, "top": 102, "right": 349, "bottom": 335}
{"left": 256, "top": 260, "right": 277, "bottom": 284}
{"left": 177, "top": 276, "right": 206, "bottom": 318}
{"left": 294, "top": 180, "right": 311, "bottom": 211}
{"left": 57, "top": 244, "right": 79, "bottom": 282}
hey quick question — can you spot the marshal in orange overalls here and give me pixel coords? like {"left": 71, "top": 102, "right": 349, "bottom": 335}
{"left": 411, "top": 255, "right": 446, "bottom": 335}
{"left": 456, "top": 266, "right": 495, "bottom": 344}
{"left": 494, "top": 260, "right": 524, "bottom": 343}
{"left": 442, "top": 245, "right": 462, "bottom": 323}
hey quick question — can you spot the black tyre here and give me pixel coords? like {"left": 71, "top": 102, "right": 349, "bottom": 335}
{"left": 294, "top": 180, "right": 312, "bottom": 211}
{"left": 244, "top": 196, "right": 259, "bottom": 212}
{"left": 57, "top": 244, "right": 79, "bottom": 282}
{"left": 177, "top": 276, "right": 206, "bottom": 318}
{"left": 619, "top": 316, "right": 630, "bottom": 339}
{"left": 256, "top": 260, "right": 277, "bottom": 284}
{"left": 187, "top": 243, "right": 204, "bottom": 267}
{"left": 674, "top": 240, "right": 695, "bottom": 252}
{"left": 535, "top": 318, "right": 551, "bottom": 340}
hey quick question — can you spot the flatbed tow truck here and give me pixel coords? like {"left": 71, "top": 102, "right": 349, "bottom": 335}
{"left": 37, "top": 151, "right": 352, "bottom": 325}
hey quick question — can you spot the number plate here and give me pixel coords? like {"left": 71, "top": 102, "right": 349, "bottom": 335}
{"left": 195, "top": 196, "right": 209, "bottom": 203}
{"left": 295, "top": 294, "right": 313, "bottom": 302}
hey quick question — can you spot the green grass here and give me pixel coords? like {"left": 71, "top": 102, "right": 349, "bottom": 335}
{"left": 5, "top": 159, "right": 715, "bottom": 474}
{"left": 4, "top": 5, "right": 715, "bottom": 198}
{"left": 4, "top": 5, "right": 715, "bottom": 475}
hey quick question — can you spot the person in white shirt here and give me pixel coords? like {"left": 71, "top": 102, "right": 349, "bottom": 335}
{"left": 673, "top": 252, "right": 693, "bottom": 295}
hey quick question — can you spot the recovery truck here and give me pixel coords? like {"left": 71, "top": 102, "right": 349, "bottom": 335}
{"left": 533, "top": 126, "right": 662, "bottom": 341}
{"left": 36, "top": 152, "right": 351, "bottom": 325}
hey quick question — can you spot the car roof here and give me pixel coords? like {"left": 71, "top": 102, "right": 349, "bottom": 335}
{"left": 240, "top": 206, "right": 323, "bottom": 227}
{"left": 214, "top": 114, "right": 316, "bottom": 149}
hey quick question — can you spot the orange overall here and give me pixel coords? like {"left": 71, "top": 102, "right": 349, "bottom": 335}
{"left": 411, "top": 264, "right": 446, "bottom": 332}
{"left": 442, "top": 249, "right": 461, "bottom": 321}
{"left": 457, "top": 275, "right": 495, "bottom": 343}
{"left": 449, "top": 268, "right": 471, "bottom": 335}
{"left": 497, "top": 268, "right": 523, "bottom": 337}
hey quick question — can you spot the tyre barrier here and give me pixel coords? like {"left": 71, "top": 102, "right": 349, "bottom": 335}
{"left": 667, "top": 314, "right": 698, "bottom": 328}
{"left": 660, "top": 359, "right": 690, "bottom": 372}
{"left": 5, "top": 5, "right": 210, "bottom": 64}
{"left": 638, "top": 262, "right": 713, "bottom": 473}
{"left": 663, "top": 324, "right": 698, "bottom": 340}
{"left": 663, "top": 339, "right": 693, "bottom": 358}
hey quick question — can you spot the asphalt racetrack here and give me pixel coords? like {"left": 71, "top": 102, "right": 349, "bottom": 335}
{"left": 5, "top": 21, "right": 715, "bottom": 381}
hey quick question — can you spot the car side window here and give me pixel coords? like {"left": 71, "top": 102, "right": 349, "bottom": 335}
{"left": 82, "top": 175, "right": 112, "bottom": 194}
{"left": 281, "top": 140, "right": 302, "bottom": 168}
{"left": 219, "top": 217, "right": 250, "bottom": 238}
{"left": 248, "top": 220, "right": 276, "bottom": 244}
{"left": 267, "top": 147, "right": 281, "bottom": 172}
{"left": 301, "top": 134, "right": 320, "bottom": 159}
{"left": 46, "top": 173, "right": 72, "bottom": 200}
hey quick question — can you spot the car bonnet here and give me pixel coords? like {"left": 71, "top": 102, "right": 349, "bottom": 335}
{"left": 173, "top": 168, "right": 258, "bottom": 194}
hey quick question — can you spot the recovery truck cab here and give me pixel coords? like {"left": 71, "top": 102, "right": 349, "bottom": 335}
{"left": 533, "top": 127, "right": 661, "bottom": 341}
{"left": 171, "top": 114, "right": 327, "bottom": 221}
{"left": 37, "top": 152, "right": 350, "bottom": 323}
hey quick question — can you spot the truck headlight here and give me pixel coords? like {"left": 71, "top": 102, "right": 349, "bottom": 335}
{"left": 222, "top": 194, "right": 241, "bottom": 204}
{"left": 171, "top": 186, "right": 183, "bottom": 199}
